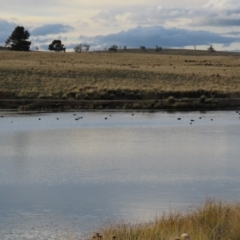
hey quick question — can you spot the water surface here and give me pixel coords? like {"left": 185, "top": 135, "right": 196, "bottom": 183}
{"left": 0, "top": 111, "right": 240, "bottom": 239}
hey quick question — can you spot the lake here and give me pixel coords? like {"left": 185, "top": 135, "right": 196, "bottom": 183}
{"left": 0, "top": 110, "right": 239, "bottom": 239}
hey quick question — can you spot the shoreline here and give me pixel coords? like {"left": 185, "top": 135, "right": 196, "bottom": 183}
{"left": 1, "top": 98, "right": 240, "bottom": 111}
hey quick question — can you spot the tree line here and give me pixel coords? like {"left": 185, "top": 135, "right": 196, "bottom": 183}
{"left": 5, "top": 25, "right": 216, "bottom": 53}
{"left": 5, "top": 26, "right": 68, "bottom": 52}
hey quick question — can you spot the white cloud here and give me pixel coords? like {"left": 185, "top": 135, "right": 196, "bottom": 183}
{"left": 90, "top": 0, "right": 240, "bottom": 28}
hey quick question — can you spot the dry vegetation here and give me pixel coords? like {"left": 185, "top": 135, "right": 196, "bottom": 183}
{"left": 0, "top": 50, "right": 240, "bottom": 109}
{"left": 88, "top": 200, "right": 240, "bottom": 240}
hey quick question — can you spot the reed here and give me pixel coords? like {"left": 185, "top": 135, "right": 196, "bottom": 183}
{"left": 88, "top": 200, "right": 240, "bottom": 240}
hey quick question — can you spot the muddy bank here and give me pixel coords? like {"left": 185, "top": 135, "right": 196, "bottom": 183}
{"left": 0, "top": 98, "right": 240, "bottom": 111}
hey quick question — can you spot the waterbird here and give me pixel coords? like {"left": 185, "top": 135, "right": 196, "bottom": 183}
{"left": 177, "top": 118, "right": 181, "bottom": 120}
{"left": 0, "top": 116, "right": 4, "bottom": 118}
{"left": 57, "top": 118, "right": 59, "bottom": 120}
{"left": 105, "top": 117, "right": 107, "bottom": 120}
{"left": 191, "top": 119, "right": 194, "bottom": 122}
{"left": 132, "top": 114, "right": 134, "bottom": 116}
{"left": 39, "top": 118, "right": 41, "bottom": 120}
{"left": 199, "top": 117, "right": 202, "bottom": 119}
{"left": 181, "top": 233, "right": 191, "bottom": 240}
{"left": 211, "top": 119, "right": 213, "bottom": 121}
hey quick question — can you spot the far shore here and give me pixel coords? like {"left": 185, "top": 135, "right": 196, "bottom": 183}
{"left": 1, "top": 49, "right": 240, "bottom": 111}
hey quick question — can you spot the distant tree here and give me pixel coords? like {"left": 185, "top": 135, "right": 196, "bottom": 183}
{"left": 208, "top": 45, "right": 216, "bottom": 52}
{"left": 108, "top": 45, "right": 118, "bottom": 52}
{"left": 74, "top": 43, "right": 90, "bottom": 53}
{"left": 49, "top": 40, "right": 66, "bottom": 52}
{"left": 35, "top": 46, "right": 39, "bottom": 51}
{"left": 140, "top": 46, "right": 146, "bottom": 52}
{"left": 156, "top": 45, "right": 162, "bottom": 52}
{"left": 74, "top": 44, "right": 83, "bottom": 53}
{"left": 84, "top": 44, "right": 90, "bottom": 52}
{"left": 5, "top": 26, "right": 31, "bottom": 51}
{"left": 123, "top": 46, "right": 127, "bottom": 51}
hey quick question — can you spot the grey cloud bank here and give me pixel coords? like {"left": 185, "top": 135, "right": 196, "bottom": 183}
{"left": 80, "top": 26, "right": 238, "bottom": 49}
{"left": 0, "top": 20, "right": 17, "bottom": 44}
{"left": 31, "top": 24, "right": 74, "bottom": 36}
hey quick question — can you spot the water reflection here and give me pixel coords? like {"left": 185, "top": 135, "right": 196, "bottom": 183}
{"left": 0, "top": 111, "right": 240, "bottom": 238}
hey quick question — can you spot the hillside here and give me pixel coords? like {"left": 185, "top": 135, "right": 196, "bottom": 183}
{"left": 0, "top": 49, "right": 240, "bottom": 110}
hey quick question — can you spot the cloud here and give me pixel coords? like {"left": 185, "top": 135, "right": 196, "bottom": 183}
{"left": 80, "top": 25, "right": 238, "bottom": 49}
{"left": 91, "top": 0, "right": 240, "bottom": 28}
{"left": 31, "top": 24, "right": 74, "bottom": 36}
{"left": 31, "top": 37, "right": 53, "bottom": 44}
{"left": 0, "top": 19, "right": 17, "bottom": 45}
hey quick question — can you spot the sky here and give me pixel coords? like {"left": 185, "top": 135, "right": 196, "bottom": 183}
{"left": 1, "top": 0, "right": 240, "bottom": 51}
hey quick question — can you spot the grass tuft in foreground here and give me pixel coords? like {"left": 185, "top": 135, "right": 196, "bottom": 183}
{"left": 88, "top": 200, "right": 240, "bottom": 240}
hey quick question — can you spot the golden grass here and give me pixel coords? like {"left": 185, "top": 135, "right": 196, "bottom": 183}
{"left": 0, "top": 50, "right": 240, "bottom": 100}
{"left": 89, "top": 200, "right": 240, "bottom": 240}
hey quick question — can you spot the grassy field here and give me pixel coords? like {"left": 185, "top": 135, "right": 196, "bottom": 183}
{"left": 88, "top": 200, "right": 240, "bottom": 240}
{"left": 0, "top": 49, "right": 240, "bottom": 109}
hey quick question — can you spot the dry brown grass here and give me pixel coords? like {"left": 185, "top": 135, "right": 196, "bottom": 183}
{"left": 88, "top": 200, "right": 240, "bottom": 240}
{"left": 0, "top": 50, "right": 240, "bottom": 100}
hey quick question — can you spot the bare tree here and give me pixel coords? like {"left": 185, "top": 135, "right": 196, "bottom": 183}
{"left": 84, "top": 44, "right": 90, "bottom": 51}
{"left": 123, "top": 46, "right": 127, "bottom": 51}
{"left": 35, "top": 46, "right": 39, "bottom": 51}
{"left": 74, "top": 43, "right": 90, "bottom": 53}
{"left": 74, "top": 44, "right": 82, "bottom": 53}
